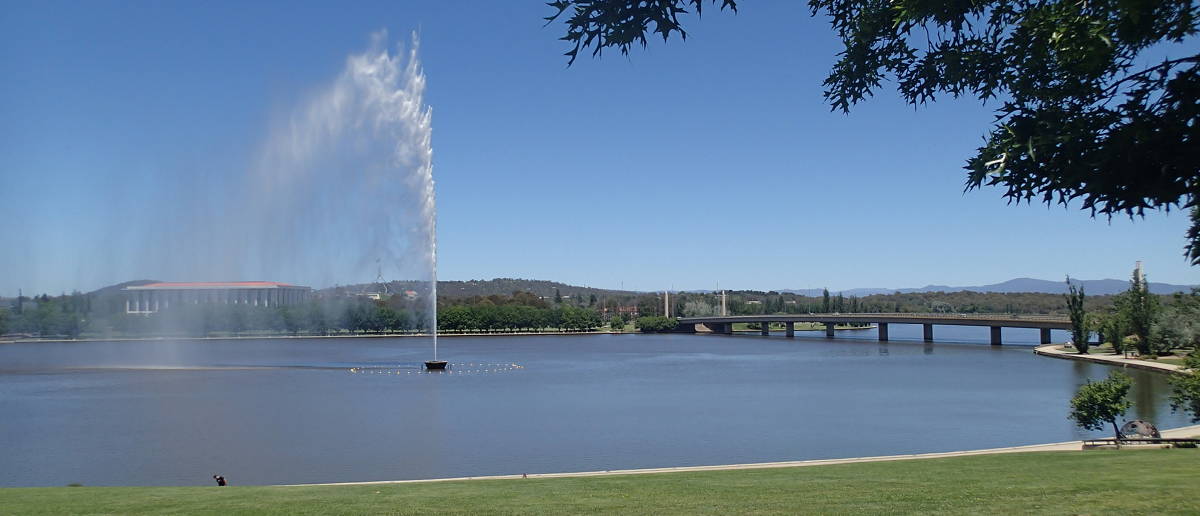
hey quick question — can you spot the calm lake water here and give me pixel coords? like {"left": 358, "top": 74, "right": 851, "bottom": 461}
{"left": 0, "top": 328, "right": 1188, "bottom": 487}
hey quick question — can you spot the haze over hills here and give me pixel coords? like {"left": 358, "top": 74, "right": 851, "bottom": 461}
{"left": 335, "top": 276, "right": 1194, "bottom": 298}
{"left": 7, "top": 276, "right": 1186, "bottom": 304}
{"left": 781, "top": 277, "right": 1196, "bottom": 297}
{"left": 332, "top": 278, "right": 640, "bottom": 300}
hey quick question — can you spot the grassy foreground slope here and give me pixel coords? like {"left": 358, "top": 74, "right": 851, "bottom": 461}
{"left": 2, "top": 450, "right": 1197, "bottom": 515}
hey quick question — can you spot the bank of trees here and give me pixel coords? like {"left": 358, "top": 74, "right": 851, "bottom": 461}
{"left": 0, "top": 293, "right": 89, "bottom": 338}
{"left": 435, "top": 290, "right": 604, "bottom": 332}
{"left": 11, "top": 282, "right": 1177, "bottom": 341}
{"left": 0, "top": 288, "right": 622, "bottom": 339}
{"left": 1086, "top": 267, "right": 1198, "bottom": 356}
{"left": 1066, "top": 271, "right": 1200, "bottom": 431}
{"left": 706, "top": 289, "right": 1123, "bottom": 317}
{"left": 1056, "top": 267, "right": 1200, "bottom": 424}
{"left": 437, "top": 304, "right": 602, "bottom": 333}
{"left": 5, "top": 279, "right": 1195, "bottom": 342}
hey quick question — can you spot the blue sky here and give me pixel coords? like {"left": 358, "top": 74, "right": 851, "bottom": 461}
{"left": 1, "top": 1, "right": 1195, "bottom": 295}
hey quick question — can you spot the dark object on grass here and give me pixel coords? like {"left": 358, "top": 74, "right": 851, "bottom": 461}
{"left": 213, "top": 474, "right": 227, "bottom": 486}
{"left": 1120, "top": 420, "right": 1161, "bottom": 439}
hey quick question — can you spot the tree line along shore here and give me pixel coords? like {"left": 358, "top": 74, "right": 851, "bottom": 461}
{"left": 1, "top": 275, "right": 1194, "bottom": 342}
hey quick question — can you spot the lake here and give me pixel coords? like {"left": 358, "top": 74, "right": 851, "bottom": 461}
{"left": 0, "top": 328, "right": 1188, "bottom": 487}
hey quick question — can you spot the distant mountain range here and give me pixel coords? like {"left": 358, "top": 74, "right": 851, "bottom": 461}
{"left": 361, "top": 276, "right": 1194, "bottom": 298}
{"left": 13, "top": 276, "right": 1185, "bottom": 304}
{"left": 328, "top": 278, "right": 640, "bottom": 300}
{"left": 781, "top": 277, "right": 1196, "bottom": 297}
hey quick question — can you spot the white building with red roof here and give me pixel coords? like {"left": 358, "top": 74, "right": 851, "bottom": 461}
{"left": 123, "top": 281, "right": 311, "bottom": 314}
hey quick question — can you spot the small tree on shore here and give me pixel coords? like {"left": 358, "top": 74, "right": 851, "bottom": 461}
{"left": 1065, "top": 276, "right": 1088, "bottom": 354}
{"left": 608, "top": 314, "right": 625, "bottom": 332}
{"left": 1106, "top": 314, "right": 1128, "bottom": 355}
{"left": 1069, "top": 372, "right": 1133, "bottom": 440}
{"left": 1117, "top": 267, "right": 1159, "bottom": 355}
{"left": 635, "top": 316, "right": 678, "bottom": 333}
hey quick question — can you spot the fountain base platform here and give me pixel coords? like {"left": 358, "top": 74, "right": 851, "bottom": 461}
{"left": 424, "top": 360, "right": 448, "bottom": 370}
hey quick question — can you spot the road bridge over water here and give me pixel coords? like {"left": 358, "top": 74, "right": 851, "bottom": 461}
{"left": 677, "top": 313, "right": 1072, "bottom": 345}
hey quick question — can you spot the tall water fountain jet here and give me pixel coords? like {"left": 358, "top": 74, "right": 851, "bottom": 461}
{"left": 71, "top": 31, "right": 444, "bottom": 357}
{"left": 236, "top": 31, "right": 441, "bottom": 364}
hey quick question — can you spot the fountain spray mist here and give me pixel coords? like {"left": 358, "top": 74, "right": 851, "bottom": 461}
{"left": 239, "top": 30, "right": 439, "bottom": 341}
{"left": 2, "top": 31, "right": 441, "bottom": 346}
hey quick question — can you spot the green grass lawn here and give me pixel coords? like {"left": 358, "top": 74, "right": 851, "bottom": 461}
{"left": 1059, "top": 344, "right": 1193, "bottom": 365}
{"left": 3, "top": 449, "right": 1197, "bottom": 515}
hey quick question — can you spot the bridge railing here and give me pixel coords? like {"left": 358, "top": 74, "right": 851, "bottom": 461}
{"left": 827, "top": 312, "right": 1069, "bottom": 321}
{"left": 679, "top": 312, "right": 1070, "bottom": 323}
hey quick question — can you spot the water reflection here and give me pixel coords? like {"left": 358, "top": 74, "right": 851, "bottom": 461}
{"left": 0, "top": 334, "right": 1189, "bottom": 487}
{"left": 1070, "top": 359, "right": 1092, "bottom": 386}
{"left": 1133, "top": 370, "right": 1160, "bottom": 424}
{"left": 1066, "top": 359, "right": 1166, "bottom": 425}
{"left": 347, "top": 363, "right": 524, "bottom": 375}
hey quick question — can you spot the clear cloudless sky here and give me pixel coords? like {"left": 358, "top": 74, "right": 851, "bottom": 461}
{"left": 1, "top": 1, "right": 1196, "bottom": 295}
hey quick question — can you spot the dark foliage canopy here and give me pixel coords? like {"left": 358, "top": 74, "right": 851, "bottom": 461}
{"left": 546, "top": 0, "right": 737, "bottom": 64}
{"left": 1069, "top": 371, "right": 1132, "bottom": 439}
{"left": 547, "top": 0, "right": 1200, "bottom": 263}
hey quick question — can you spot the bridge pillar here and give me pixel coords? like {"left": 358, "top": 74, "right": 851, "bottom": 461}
{"left": 760, "top": 323, "right": 770, "bottom": 336}
{"left": 990, "top": 326, "right": 1002, "bottom": 345}
{"left": 695, "top": 322, "right": 730, "bottom": 334}
{"left": 785, "top": 322, "right": 795, "bottom": 338}
{"left": 1040, "top": 328, "right": 1052, "bottom": 344}
{"left": 878, "top": 322, "right": 889, "bottom": 341}
{"left": 923, "top": 324, "right": 934, "bottom": 342}
{"left": 720, "top": 322, "right": 733, "bottom": 335}
{"left": 825, "top": 322, "right": 835, "bottom": 338}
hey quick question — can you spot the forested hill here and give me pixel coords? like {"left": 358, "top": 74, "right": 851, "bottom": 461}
{"left": 435, "top": 278, "right": 637, "bottom": 299}
{"left": 782, "top": 277, "right": 1195, "bottom": 296}
{"left": 335, "top": 278, "right": 640, "bottom": 300}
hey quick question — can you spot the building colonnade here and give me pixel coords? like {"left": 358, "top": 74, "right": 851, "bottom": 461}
{"left": 125, "top": 284, "right": 310, "bottom": 314}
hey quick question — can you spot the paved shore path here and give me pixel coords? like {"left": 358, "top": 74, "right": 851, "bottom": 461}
{"left": 1034, "top": 344, "right": 1185, "bottom": 374}
{"left": 291, "top": 423, "right": 1200, "bottom": 487}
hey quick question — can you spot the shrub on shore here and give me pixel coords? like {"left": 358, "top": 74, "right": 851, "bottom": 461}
{"left": 636, "top": 316, "right": 678, "bottom": 333}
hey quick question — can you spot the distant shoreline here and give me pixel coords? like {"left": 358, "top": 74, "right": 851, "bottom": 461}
{"left": 0, "top": 325, "right": 896, "bottom": 345}
{"left": 1033, "top": 344, "right": 1186, "bottom": 375}
{"left": 0, "top": 330, "right": 636, "bottom": 345}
